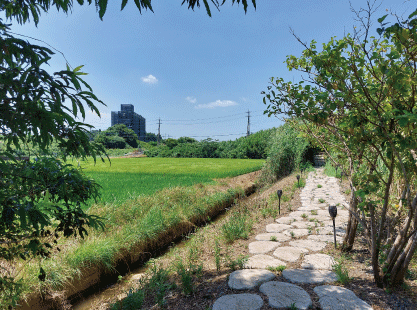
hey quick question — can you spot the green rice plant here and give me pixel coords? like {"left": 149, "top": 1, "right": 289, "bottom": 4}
{"left": 318, "top": 198, "right": 326, "bottom": 203}
{"left": 270, "top": 236, "right": 277, "bottom": 242}
{"left": 317, "top": 184, "right": 322, "bottom": 188}
{"left": 301, "top": 213, "right": 307, "bottom": 218}
{"left": 221, "top": 212, "right": 253, "bottom": 243}
{"left": 74, "top": 157, "right": 264, "bottom": 208}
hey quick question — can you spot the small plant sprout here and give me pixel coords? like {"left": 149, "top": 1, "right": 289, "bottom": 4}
{"left": 267, "top": 265, "right": 286, "bottom": 272}
{"left": 290, "top": 231, "right": 295, "bottom": 238}
{"left": 270, "top": 236, "right": 278, "bottom": 242}
{"left": 318, "top": 198, "right": 326, "bottom": 203}
{"left": 317, "top": 184, "right": 322, "bottom": 188}
{"left": 307, "top": 226, "right": 312, "bottom": 234}
{"left": 301, "top": 213, "right": 307, "bottom": 219}
{"left": 311, "top": 210, "right": 318, "bottom": 215}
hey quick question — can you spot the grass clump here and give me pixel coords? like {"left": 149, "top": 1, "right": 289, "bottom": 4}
{"left": 221, "top": 211, "right": 253, "bottom": 243}
{"left": 109, "top": 288, "right": 145, "bottom": 310}
{"left": 110, "top": 261, "right": 174, "bottom": 310}
{"left": 317, "top": 184, "right": 322, "bottom": 188}
{"left": 333, "top": 258, "right": 351, "bottom": 285}
{"left": 226, "top": 254, "right": 249, "bottom": 271}
{"left": 318, "top": 198, "right": 326, "bottom": 203}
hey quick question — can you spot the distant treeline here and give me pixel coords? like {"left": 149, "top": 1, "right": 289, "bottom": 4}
{"left": 144, "top": 128, "right": 276, "bottom": 159}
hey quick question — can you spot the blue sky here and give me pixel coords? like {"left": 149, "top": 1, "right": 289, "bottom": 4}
{"left": 3, "top": 0, "right": 414, "bottom": 140}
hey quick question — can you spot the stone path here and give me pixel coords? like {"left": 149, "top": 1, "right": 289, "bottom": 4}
{"left": 212, "top": 168, "right": 374, "bottom": 310}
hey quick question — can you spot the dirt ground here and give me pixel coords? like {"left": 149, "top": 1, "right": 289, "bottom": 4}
{"left": 73, "top": 170, "right": 417, "bottom": 310}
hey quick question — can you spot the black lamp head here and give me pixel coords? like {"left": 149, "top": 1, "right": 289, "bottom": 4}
{"left": 328, "top": 205, "right": 338, "bottom": 218}
{"left": 296, "top": 175, "right": 300, "bottom": 181}
{"left": 277, "top": 189, "right": 282, "bottom": 198}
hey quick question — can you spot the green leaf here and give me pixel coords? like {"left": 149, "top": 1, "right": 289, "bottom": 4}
{"left": 121, "top": 0, "right": 128, "bottom": 10}
{"left": 378, "top": 14, "right": 388, "bottom": 23}
{"left": 203, "top": 0, "right": 212, "bottom": 17}
{"left": 98, "top": 0, "right": 108, "bottom": 20}
{"left": 408, "top": 9, "right": 417, "bottom": 19}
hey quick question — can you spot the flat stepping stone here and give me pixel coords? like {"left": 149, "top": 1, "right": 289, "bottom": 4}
{"left": 308, "top": 234, "right": 343, "bottom": 243}
{"left": 228, "top": 269, "right": 275, "bottom": 290}
{"left": 212, "top": 294, "right": 264, "bottom": 310}
{"left": 301, "top": 254, "right": 335, "bottom": 270}
{"left": 283, "top": 269, "right": 338, "bottom": 284}
{"left": 291, "top": 221, "right": 315, "bottom": 229}
{"left": 275, "top": 216, "right": 295, "bottom": 225}
{"left": 265, "top": 223, "right": 292, "bottom": 232}
{"left": 289, "top": 239, "right": 327, "bottom": 251}
{"left": 273, "top": 246, "right": 308, "bottom": 262}
{"left": 307, "top": 214, "right": 331, "bottom": 222}
{"left": 297, "top": 206, "right": 320, "bottom": 211}
{"left": 314, "top": 285, "right": 373, "bottom": 310}
{"left": 259, "top": 281, "right": 312, "bottom": 310}
{"left": 249, "top": 241, "right": 280, "bottom": 254}
{"left": 316, "top": 226, "right": 346, "bottom": 236}
{"left": 288, "top": 211, "right": 309, "bottom": 218}
{"left": 284, "top": 229, "right": 309, "bottom": 238}
{"left": 255, "top": 233, "right": 291, "bottom": 242}
{"left": 244, "top": 254, "right": 287, "bottom": 269}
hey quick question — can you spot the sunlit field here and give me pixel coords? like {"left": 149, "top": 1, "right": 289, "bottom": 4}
{"left": 74, "top": 157, "right": 264, "bottom": 206}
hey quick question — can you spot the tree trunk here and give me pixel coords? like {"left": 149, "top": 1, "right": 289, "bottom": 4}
{"left": 342, "top": 188, "right": 358, "bottom": 251}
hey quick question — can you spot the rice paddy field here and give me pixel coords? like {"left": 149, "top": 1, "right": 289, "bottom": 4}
{"left": 75, "top": 157, "right": 264, "bottom": 207}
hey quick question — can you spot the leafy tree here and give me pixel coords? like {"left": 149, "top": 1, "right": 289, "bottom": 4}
{"left": 0, "top": 0, "right": 256, "bottom": 307}
{"left": 263, "top": 2, "right": 417, "bottom": 287}
{"left": 105, "top": 124, "right": 138, "bottom": 148}
{"left": 177, "top": 136, "right": 198, "bottom": 144}
{"left": 144, "top": 132, "right": 159, "bottom": 142}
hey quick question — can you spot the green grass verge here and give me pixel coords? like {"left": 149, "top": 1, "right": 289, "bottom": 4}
{"left": 18, "top": 183, "right": 246, "bottom": 301}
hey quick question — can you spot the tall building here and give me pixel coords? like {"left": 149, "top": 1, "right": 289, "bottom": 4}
{"left": 111, "top": 104, "right": 146, "bottom": 141}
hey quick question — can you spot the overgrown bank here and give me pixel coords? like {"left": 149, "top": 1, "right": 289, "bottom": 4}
{"left": 15, "top": 173, "right": 257, "bottom": 309}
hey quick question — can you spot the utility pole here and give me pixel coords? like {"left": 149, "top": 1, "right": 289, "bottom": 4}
{"left": 246, "top": 110, "right": 250, "bottom": 137}
{"left": 157, "top": 118, "right": 161, "bottom": 145}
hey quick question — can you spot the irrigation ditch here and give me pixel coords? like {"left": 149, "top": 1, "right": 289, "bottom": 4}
{"left": 18, "top": 172, "right": 259, "bottom": 310}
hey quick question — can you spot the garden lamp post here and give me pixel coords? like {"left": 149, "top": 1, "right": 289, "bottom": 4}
{"left": 301, "top": 168, "right": 304, "bottom": 176}
{"left": 340, "top": 171, "right": 344, "bottom": 183}
{"left": 277, "top": 190, "right": 282, "bottom": 215}
{"left": 335, "top": 165, "right": 338, "bottom": 178}
{"left": 328, "top": 205, "right": 338, "bottom": 248}
{"left": 296, "top": 175, "right": 300, "bottom": 187}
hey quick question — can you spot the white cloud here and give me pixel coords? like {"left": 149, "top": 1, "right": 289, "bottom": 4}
{"left": 186, "top": 96, "right": 197, "bottom": 104}
{"left": 141, "top": 74, "right": 158, "bottom": 84}
{"left": 195, "top": 100, "right": 238, "bottom": 109}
